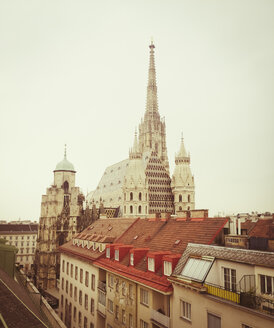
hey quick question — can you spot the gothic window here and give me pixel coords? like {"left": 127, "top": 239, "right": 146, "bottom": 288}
{"left": 63, "top": 181, "right": 69, "bottom": 194}
{"left": 130, "top": 192, "right": 133, "bottom": 201}
{"left": 130, "top": 206, "right": 133, "bottom": 214}
{"left": 138, "top": 205, "right": 142, "bottom": 214}
{"left": 188, "top": 194, "right": 191, "bottom": 202}
{"left": 139, "top": 192, "right": 142, "bottom": 201}
{"left": 179, "top": 194, "right": 182, "bottom": 202}
{"left": 179, "top": 206, "right": 182, "bottom": 211}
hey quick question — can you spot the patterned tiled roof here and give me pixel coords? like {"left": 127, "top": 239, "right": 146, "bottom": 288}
{"left": 0, "top": 224, "right": 38, "bottom": 232}
{"left": 173, "top": 243, "right": 274, "bottom": 276}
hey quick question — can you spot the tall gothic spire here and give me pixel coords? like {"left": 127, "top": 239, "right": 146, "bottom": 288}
{"left": 146, "top": 41, "right": 159, "bottom": 116}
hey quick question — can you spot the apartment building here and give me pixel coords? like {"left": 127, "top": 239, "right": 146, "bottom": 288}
{"left": 58, "top": 218, "right": 137, "bottom": 328}
{"left": 0, "top": 223, "right": 38, "bottom": 273}
{"left": 169, "top": 243, "right": 274, "bottom": 328}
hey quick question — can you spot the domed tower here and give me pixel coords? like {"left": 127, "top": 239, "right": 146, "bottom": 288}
{"left": 36, "top": 146, "right": 84, "bottom": 290}
{"left": 171, "top": 135, "right": 195, "bottom": 213}
{"left": 123, "top": 132, "right": 149, "bottom": 217}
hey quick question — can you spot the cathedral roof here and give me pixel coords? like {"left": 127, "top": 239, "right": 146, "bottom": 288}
{"left": 54, "top": 146, "right": 75, "bottom": 172}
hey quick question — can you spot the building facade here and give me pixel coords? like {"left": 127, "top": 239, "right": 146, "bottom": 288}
{"left": 89, "top": 42, "right": 195, "bottom": 216}
{"left": 0, "top": 223, "right": 38, "bottom": 273}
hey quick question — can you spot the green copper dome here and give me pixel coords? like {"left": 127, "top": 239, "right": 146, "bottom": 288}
{"left": 54, "top": 146, "right": 76, "bottom": 172}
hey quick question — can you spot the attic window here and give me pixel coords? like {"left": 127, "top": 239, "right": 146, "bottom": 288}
{"left": 108, "top": 226, "right": 113, "bottom": 231}
{"left": 164, "top": 261, "right": 172, "bottom": 276}
{"left": 130, "top": 253, "right": 134, "bottom": 266}
{"left": 106, "top": 248, "right": 110, "bottom": 258}
{"left": 115, "top": 249, "right": 119, "bottom": 261}
{"left": 180, "top": 257, "right": 214, "bottom": 282}
{"left": 148, "top": 257, "right": 155, "bottom": 272}
{"left": 89, "top": 226, "right": 94, "bottom": 230}
{"left": 174, "top": 239, "right": 181, "bottom": 245}
{"left": 133, "top": 235, "right": 138, "bottom": 240}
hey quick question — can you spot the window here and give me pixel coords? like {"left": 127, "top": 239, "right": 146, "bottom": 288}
{"left": 115, "top": 305, "right": 119, "bottom": 319}
{"left": 90, "top": 323, "right": 94, "bottom": 328}
{"left": 78, "top": 311, "right": 82, "bottom": 326}
{"left": 70, "top": 264, "right": 73, "bottom": 277}
{"left": 91, "top": 274, "right": 95, "bottom": 290}
{"left": 62, "top": 260, "right": 65, "bottom": 272}
{"left": 140, "top": 319, "right": 148, "bottom": 328}
{"left": 130, "top": 253, "right": 134, "bottom": 266}
{"left": 106, "top": 247, "right": 110, "bottom": 258}
{"left": 85, "top": 271, "right": 89, "bottom": 287}
{"left": 61, "top": 295, "right": 63, "bottom": 306}
{"left": 148, "top": 257, "right": 155, "bottom": 272}
{"left": 84, "top": 316, "right": 87, "bottom": 328}
{"left": 140, "top": 288, "right": 149, "bottom": 306}
{"left": 130, "top": 205, "right": 133, "bottom": 214}
{"left": 108, "top": 299, "right": 114, "bottom": 313}
{"left": 129, "top": 313, "right": 133, "bottom": 328}
{"left": 188, "top": 194, "right": 191, "bottom": 202}
{"left": 164, "top": 261, "right": 172, "bottom": 276}
{"left": 207, "top": 313, "right": 221, "bottom": 328}
{"left": 70, "top": 283, "right": 72, "bottom": 297}
{"left": 130, "top": 192, "right": 133, "bottom": 200}
{"left": 138, "top": 205, "right": 142, "bottom": 214}
{"left": 90, "top": 298, "right": 94, "bottom": 315}
{"left": 224, "top": 268, "right": 236, "bottom": 292}
{"left": 139, "top": 192, "right": 142, "bottom": 201}
{"left": 75, "top": 266, "right": 78, "bottom": 280}
{"left": 66, "top": 262, "right": 69, "bottom": 275}
{"left": 74, "top": 287, "right": 77, "bottom": 301}
{"left": 84, "top": 294, "right": 88, "bottom": 310}
{"left": 260, "top": 275, "right": 273, "bottom": 295}
{"left": 79, "top": 290, "right": 82, "bottom": 305}
{"left": 179, "top": 194, "right": 182, "bottom": 202}
{"left": 80, "top": 268, "right": 83, "bottom": 283}
{"left": 122, "top": 282, "right": 126, "bottom": 296}
{"left": 122, "top": 309, "right": 126, "bottom": 324}
{"left": 65, "top": 281, "right": 68, "bottom": 293}
{"left": 180, "top": 300, "right": 191, "bottom": 321}
{"left": 115, "top": 249, "right": 119, "bottom": 261}
{"left": 109, "top": 274, "right": 114, "bottom": 287}
{"left": 242, "top": 325, "right": 253, "bottom": 328}
{"left": 115, "top": 278, "right": 119, "bottom": 292}
{"left": 181, "top": 257, "right": 213, "bottom": 282}
{"left": 61, "top": 278, "right": 64, "bottom": 290}
{"left": 73, "top": 306, "right": 76, "bottom": 321}
{"left": 129, "top": 284, "right": 133, "bottom": 299}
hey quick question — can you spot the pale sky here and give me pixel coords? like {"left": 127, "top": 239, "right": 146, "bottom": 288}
{"left": 0, "top": 0, "right": 273, "bottom": 221}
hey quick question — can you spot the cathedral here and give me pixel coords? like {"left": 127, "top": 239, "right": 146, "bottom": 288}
{"left": 89, "top": 41, "right": 195, "bottom": 216}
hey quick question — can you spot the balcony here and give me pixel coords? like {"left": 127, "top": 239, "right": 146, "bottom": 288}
{"left": 97, "top": 288, "right": 106, "bottom": 317}
{"left": 151, "top": 309, "right": 170, "bottom": 328}
{"left": 205, "top": 283, "right": 240, "bottom": 304}
{"left": 97, "top": 302, "right": 106, "bottom": 317}
{"left": 98, "top": 281, "right": 106, "bottom": 292}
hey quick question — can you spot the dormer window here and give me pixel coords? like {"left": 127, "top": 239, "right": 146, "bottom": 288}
{"left": 148, "top": 257, "right": 155, "bottom": 272}
{"left": 115, "top": 249, "right": 119, "bottom": 261}
{"left": 106, "top": 247, "right": 110, "bottom": 258}
{"left": 130, "top": 253, "right": 134, "bottom": 266}
{"left": 164, "top": 261, "right": 172, "bottom": 276}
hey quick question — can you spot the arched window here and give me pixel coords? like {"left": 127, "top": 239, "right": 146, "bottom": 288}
{"left": 63, "top": 181, "right": 69, "bottom": 194}
{"left": 179, "top": 194, "right": 182, "bottom": 202}
{"left": 187, "top": 206, "right": 190, "bottom": 211}
{"left": 179, "top": 206, "right": 182, "bottom": 211}
{"left": 139, "top": 192, "right": 142, "bottom": 201}
{"left": 188, "top": 194, "right": 191, "bottom": 202}
{"left": 130, "top": 205, "right": 133, "bottom": 214}
{"left": 138, "top": 205, "right": 142, "bottom": 214}
{"left": 130, "top": 192, "right": 133, "bottom": 201}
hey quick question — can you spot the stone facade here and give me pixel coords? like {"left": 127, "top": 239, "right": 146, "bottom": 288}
{"left": 35, "top": 151, "right": 95, "bottom": 290}
{"left": 89, "top": 42, "right": 195, "bottom": 216}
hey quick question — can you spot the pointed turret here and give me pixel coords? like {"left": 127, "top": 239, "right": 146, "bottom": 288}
{"left": 171, "top": 134, "right": 195, "bottom": 213}
{"left": 129, "top": 129, "right": 142, "bottom": 160}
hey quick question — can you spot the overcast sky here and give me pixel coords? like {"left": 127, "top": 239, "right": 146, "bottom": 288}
{"left": 0, "top": 0, "right": 273, "bottom": 221}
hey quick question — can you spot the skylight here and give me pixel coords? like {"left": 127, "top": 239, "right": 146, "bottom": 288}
{"left": 180, "top": 257, "right": 214, "bottom": 282}
{"left": 133, "top": 235, "right": 138, "bottom": 240}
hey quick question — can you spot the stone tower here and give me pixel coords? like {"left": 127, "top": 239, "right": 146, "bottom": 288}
{"left": 138, "top": 41, "right": 169, "bottom": 173}
{"left": 35, "top": 148, "right": 86, "bottom": 290}
{"left": 171, "top": 135, "right": 195, "bottom": 213}
{"left": 123, "top": 132, "right": 149, "bottom": 217}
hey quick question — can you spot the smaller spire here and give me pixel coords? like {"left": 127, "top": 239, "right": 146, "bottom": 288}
{"left": 129, "top": 130, "right": 141, "bottom": 160}
{"left": 64, "top": 144, "right": 67, "bottom": 159}
{"left": 175, "top": 133, "right": 190, "bottom": 164}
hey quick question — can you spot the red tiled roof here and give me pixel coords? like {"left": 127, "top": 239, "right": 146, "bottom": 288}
{"left": 249, "top": 219, "right": 274, "bottom": 238}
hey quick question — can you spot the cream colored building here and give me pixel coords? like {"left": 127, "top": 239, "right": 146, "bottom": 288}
{"left": 170, "top": 243, "right": 274, "bottom": 328}
{"left": 88, "top": 42, "right": 195, "bottom": 216}
{"left": 0, "top": 223, "right": 38, "bottom": 273}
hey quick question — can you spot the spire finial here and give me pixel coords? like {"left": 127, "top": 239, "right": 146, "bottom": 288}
{"left": 64, "top": 144, "right": 67, "bottom": 159}
{"left": 181, "top": 131, "right": 184, "bottom": 141}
